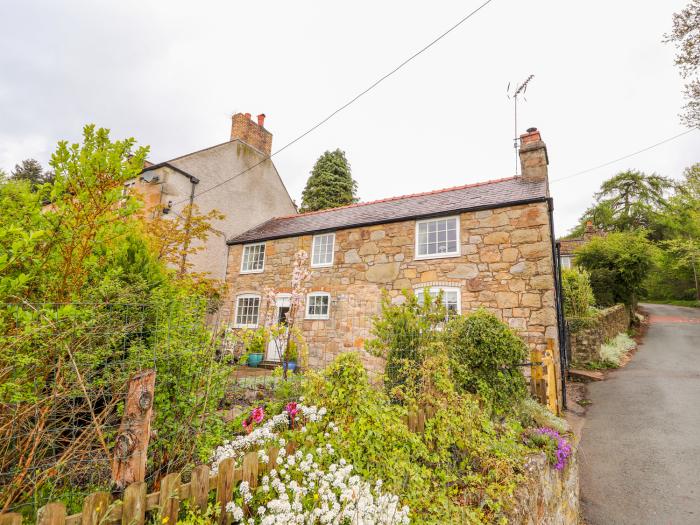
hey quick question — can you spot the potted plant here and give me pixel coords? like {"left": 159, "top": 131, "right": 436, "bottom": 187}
{"left": 241, "top": 327, "right": 266, "bottom": 367}
{"left": 284, "top": 340, "right": 298, "bottom": 372}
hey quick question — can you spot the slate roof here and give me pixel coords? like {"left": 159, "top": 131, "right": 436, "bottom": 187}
{"left": 228, "top": 176, "right": 548, "bottom": 244}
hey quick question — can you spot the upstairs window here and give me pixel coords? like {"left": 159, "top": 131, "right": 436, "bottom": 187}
{"left": 240, "top": 243, "right": 266, "bottom": 273}
{"left": 306, "top": 292, "right": 331, "bottom": 319}
{"left": 235, "top": 294, "right": 261, "bottom": 327}
{"left": 416, "top": 286, "right": 461, "bottom": 316}
{"left": 311, "top": 233, "right": 335, "bottom": 267}
{"left": 415, "top": 216, "right": 459, "bottom": 259}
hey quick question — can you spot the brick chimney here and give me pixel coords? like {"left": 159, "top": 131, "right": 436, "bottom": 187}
{"left": 230, "top": 112, "right": 272, "bottom": 156}
{"left": 518, "top": 127, "right": 548, "bottom": 182}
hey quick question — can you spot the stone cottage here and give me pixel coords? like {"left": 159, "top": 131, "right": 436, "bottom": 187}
{"left": 128, "top": 113, "right": 297, "bottom": 279}
{"left": 224, "top": 128, "right": 564, "bottom": 399}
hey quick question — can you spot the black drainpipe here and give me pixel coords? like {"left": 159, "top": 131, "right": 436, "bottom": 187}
{"left": 547, "top": 197, "right": 567, "bottom": 410}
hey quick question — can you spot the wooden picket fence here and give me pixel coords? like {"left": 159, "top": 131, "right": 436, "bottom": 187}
{"left": 0, "top": 444, "right": 290, "bottom": 525}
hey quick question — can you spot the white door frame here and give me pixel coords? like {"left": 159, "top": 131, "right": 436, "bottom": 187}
{"left": 266, "top": 294, "right": 291, "bottom": 361}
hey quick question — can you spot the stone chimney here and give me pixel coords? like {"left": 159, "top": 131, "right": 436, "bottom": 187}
{"left": 518, "top": 127, "right": 548, "bottom": 182}
{"left": 230, "top": 112, "right": 272, "bottom": 156}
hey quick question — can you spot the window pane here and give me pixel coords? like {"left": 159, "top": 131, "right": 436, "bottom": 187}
{"left": 307, "top": 294, "right": 330, "bottom": 317}
{"left": 312, "top": 234, "right": 334, "bottom": 266}
{"left": 242, "top": 244, "right": 265, "bottom": 272}
{"left": 417, "top": 218, "right": 458, "bottom": 256}
{"left": 236, "top": 296, "right": 260, "bottom": 326}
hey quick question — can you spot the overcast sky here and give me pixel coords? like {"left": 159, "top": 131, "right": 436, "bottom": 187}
{"left": 1, "top": 0, "right": 698, "bottom": 235}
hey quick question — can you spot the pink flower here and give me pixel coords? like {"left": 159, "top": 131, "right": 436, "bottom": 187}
{"left": 251, "top": 407, "right": 265, "bottom": 423}
{"left": 285, "top": 402, "right": 298, "bottom": 418}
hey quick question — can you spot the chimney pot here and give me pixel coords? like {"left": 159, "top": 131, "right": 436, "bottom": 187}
{"left": 244, "top": 112, "right": 251, "bottom": 120}
{"left": 257, "top": 113, "right": 266, "bottom": 127}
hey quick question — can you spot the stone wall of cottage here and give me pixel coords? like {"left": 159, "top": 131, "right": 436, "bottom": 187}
{"left": 224, "top": 201, "right": 559, "bottom": 377}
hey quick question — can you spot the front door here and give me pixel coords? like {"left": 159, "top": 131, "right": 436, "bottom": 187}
{"left": 266, "top": 295, "right": 290, "bottom": 361}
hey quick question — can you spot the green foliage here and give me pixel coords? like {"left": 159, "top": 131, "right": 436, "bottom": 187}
{"left": 575, "top": 231, "right": 654, "bottom": 306}
{"left": 11, "top": 158, "right": 54, "bottom": 188}
{"left": 0, "top": 125, "right": 228, "bottom": 513}
{"left": 302, "top": 352, "right": 534, "bottom": 524}
{"left": 571, "top": 170, "right": 673, "bottom": 239}
{"left": 516, "top": 398, "right": 568, "bottom": 435}
{"left": 299, "top": 149, "right": 358, "bottom": 212}
{"left": 176, "top": 502, "right": 221, "bottom": 525}
{"left": 561, "top": 268, "right": 596, "bottom": 318}
{"left": 444, "top": 310, "right": 529, "bottom": 414}
{"left": 366, "top": 290, "right": 447, "bottom": 397}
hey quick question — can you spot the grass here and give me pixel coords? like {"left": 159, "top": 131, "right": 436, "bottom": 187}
{"left": 599, "top": 333, "right": 637, "bottom": 367}
{"left": 643, "top": 299, "right": 700, "bottom": 308}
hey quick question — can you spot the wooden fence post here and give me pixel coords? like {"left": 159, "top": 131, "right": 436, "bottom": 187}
{"left": 158, "top": 473, "right": 181, "bottom": 524}
{"left": 122, "top": 482, "right": 147, "bottom": 525}
{"left": 0, "top": 514, "right": 23, "bottom": 525}
{"left": 216, "top": 458, "right": 235, "bottom": 525}
{"left": 241, "top": 451, "right": 259, "bottom": 489}
{"left": 545, "top": 339, "right": 560, "bottom": 415}
{"left": 81, "top": 492, "right": 111, "bottom": 525}
{"left": 189, "top": 465, "right": 210, "bottom": 513}
{"left": 112, "top": 370, "right": 156, "bottom": 491}
{"left": 37, "top": 503, "right": 66, "bottom": 525}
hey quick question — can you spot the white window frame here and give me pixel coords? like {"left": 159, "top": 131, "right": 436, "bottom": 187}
{"left": 240, "top": 242, "right": 266, "bottom": 274}
{"left": 560, "top": 255, "right": 573, "bottom": 270}
{"left": 414, "top": 215, "right": 460, "bottom": 260}
{"left": 311, "top": 233, "right": 335, "bottom": 268}
{"left": 234, "top": 293, "right": 262, "bottom": 328}
{"left": 415, "top": 286, "right": 462, "bottom": 315}
{"left": 305, "top": 292, "right": 331, "bottom": 320}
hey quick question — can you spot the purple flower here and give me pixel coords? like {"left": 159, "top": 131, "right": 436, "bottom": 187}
{"left": 535, "top": 427, "right": 572, "bottom": 471}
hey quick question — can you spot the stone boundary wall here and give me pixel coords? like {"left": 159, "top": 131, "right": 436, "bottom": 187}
{"left": 507, "top": 443, "right": 580, "bottom": 524}
{"left": 568, "top": 304, "right": 630, "bottom": 363}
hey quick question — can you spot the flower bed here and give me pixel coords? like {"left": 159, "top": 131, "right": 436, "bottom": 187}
{"left": 210, "top": 403, "right": 409, "bottom": 524}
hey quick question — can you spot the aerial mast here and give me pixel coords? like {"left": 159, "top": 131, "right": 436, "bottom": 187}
{"left": 507, "top": 74, "right": 535, "bottom": 175}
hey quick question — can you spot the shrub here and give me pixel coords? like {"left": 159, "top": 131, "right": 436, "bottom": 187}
{"left": 588, "top": 268, "right": 617, "bottom": 307}
{"left": 366, "top": 290, "right": 446, "bottom": 397}
{"left": 517, "top": 398, "right": 568, "bottom": 435}
{"left": 443, "top": 309, "right": 529, "bottom": 413}
{"left": 575, "top": 231, "right": 654, "bottom": 306}
{"left": 599, "top": 333, "right": 636, "bottom": 367}
{"left": 561, "top": 268, "right": 596, "bottom": 318}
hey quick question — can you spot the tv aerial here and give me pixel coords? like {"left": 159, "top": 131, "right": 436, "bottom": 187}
{"left": 507, "top": 74, "right": 535, "bottom": 175}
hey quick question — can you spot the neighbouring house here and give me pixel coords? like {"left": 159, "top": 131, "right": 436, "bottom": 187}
{"left": 558, "top": 222, "right": 605, "bottom": 269}
{"left": 223, "top": 128, "right": 564, "bottom": 405}
{"left": 129, "top": 113, "right": 297, "bottom": 280}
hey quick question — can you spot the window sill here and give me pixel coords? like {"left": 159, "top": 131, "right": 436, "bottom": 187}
{"left": 305, "top": 316, "right": 330, "bottom": 321}
{"left": 233, "top": 324, "right": 259, "bottom": 329}
{"left": 414, "top": 252, "right": 461, "bottom": 261}
{"left": 310, "top": 263, "right": 333, "bottom": 269}
{"left": 240, "top": 269, "right": 264, "bottom": 274}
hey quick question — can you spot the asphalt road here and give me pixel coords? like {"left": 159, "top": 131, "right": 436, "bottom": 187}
{"left": 580, "top": 303, "right": 700, "bottom": 525}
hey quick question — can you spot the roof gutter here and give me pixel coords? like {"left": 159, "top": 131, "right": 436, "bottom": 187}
{"left": 227, "top": 196, "right": 549, "bottom": 245}
{"left": 141, "top": 162, "right": 200, "bottom": 184}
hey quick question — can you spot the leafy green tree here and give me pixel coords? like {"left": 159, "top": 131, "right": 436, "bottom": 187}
{"left": 575, "top": 231, "right": 654, "bottom": 307}
{"left": 561, "top": 268, "right": 596, "bottom": 318}
{"left": 11, "top": 158, "right": 54, "bottom": 187}
{"left": 664, "top": 0, "right": 700, "bottom": 127}
{"left": 300, "top": 149, "right": 358, "bottom": 212}
{"left": 571, "top": 170, "right": 673, "bottom": 238}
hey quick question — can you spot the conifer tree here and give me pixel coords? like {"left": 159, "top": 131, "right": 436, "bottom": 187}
{"left": 300, "top": 149, "right": 358, "bottom": 212}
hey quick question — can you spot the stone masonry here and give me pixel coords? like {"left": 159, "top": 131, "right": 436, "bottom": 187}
{"left": 224, "top": 201, "right": 559, "bottom": 374}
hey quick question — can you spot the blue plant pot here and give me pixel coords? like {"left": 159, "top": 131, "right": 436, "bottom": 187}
{"left": 286, "top": 361, "right": 297, "bottom": 372}
{"left": 247, "top": 353, "right": 263, "bottom": 367}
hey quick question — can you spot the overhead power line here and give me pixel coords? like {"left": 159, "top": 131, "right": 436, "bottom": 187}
{"left": 551, "top": 128, "right": 699, "bottom": 183}
{"left": 170, "top": 0, "right": 497, "bottom": 206}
